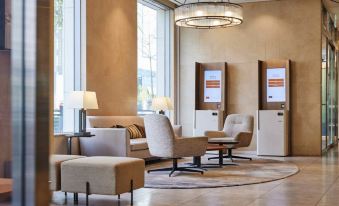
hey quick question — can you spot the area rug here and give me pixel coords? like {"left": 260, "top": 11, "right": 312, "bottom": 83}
{"left": 145, "top": 158, "right": 299, "bottom": 189}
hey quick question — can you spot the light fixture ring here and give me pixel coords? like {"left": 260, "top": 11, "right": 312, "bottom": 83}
{"left": 174, "top": 1, "right": 244, "bottom": 29}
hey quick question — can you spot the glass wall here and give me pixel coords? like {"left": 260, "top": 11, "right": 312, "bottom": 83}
{"left": 321, "top": 6, "right": 338, "bottom": 152}
{"left": 137, "top": 0, "right": 171, "bottom": 115}
{"left": 54, "top": 0, "right": 82, "bottom": 133}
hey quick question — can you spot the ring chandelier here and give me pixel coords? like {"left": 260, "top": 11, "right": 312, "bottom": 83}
{"left": 174, "top": 0, "right": 244, "bottom": 29}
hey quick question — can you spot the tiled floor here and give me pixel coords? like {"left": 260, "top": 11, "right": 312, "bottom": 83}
{"left": 2, "top": 148, "right": 339, "bottom": 206}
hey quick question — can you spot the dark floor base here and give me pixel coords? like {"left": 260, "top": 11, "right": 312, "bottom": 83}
{"left": 147, "top": 158, "right": 204, "bottom": 177}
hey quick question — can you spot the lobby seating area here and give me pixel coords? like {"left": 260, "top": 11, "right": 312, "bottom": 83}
{"left": 80, "top": 116, "right": 182, "bottom": 158}
{"left": 2, "top": 0, "right": 339, "bottom": 206}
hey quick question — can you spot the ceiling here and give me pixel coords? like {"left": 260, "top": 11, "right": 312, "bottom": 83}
{"left": 170, "top": 0, "right": 272, "bottom": 5}
{"left": 170, "top": 0, "right": 339, "bottom": 27}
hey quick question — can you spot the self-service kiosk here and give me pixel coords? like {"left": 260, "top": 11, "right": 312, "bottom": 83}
{"left": 193, "top": 62, "right": 227, "bottom": 136}
{"left": 257, "top": 60, "right": 291, "bottom": 156}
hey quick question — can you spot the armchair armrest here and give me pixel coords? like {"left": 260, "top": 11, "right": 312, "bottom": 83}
{"left": 204, "top": 130, "right": 226, "bottom": 138}
{"left": 174, "top": 136, "right": 208, "bottom": 158}
{"left": 234, "top": 132, "right": 253, "bottom": 148}
{"left": 79, "top": 128, "right": 130, "bottom": 156}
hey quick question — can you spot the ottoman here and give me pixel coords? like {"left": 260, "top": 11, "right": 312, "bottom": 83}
{"left": 61, "top": 156, "right": 145, "bottom": 205}
{"left": 49, "top": 154, "right": 85, "bottom": 191}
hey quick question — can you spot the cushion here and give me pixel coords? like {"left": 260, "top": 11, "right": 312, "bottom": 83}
{"left": 49, "top": 155, "right": 85, "bottom": 191}
{"left": 130, "top": 138, "right": 148, "bottom": 151}
{"left": 116, "top": 124, "right": 143, "bottom": 139}
{"left": 134, "top": 124, "right": 146, "bottom": 138}
{"left": 61, "top": 156, "right": 145, "bottom": 195}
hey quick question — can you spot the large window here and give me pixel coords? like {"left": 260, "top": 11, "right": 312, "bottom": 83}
{"left": 54, "top": 0, "right": 82, "bottom": 133}
{"left": 137, "top": 0, "right": 171, "bottom": 115}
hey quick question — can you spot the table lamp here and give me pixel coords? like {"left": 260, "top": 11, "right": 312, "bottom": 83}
{"left": 65, "top": 91, "right": 98, "bottom": 135}
{"left": 152, "top": 96, "right": 173, "bottom": 115}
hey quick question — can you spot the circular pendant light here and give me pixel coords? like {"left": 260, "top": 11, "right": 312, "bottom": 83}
{"left": 175, "top": 1, "right": 243, "bottom": 29}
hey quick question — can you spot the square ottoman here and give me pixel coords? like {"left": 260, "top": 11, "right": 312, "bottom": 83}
{"left": 61, "top": 156, "right": 145, "bottom": 205}
{"left": 49, "top": 154, "right": 85, "bottom": 191}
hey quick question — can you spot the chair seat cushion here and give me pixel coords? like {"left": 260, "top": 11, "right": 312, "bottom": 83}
{"left": 130, "top": 138, "right": 148, "bottom": 151}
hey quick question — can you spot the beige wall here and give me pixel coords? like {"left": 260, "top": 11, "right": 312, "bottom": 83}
{"left": 179, "top": 0, "right": 322, "bottom": 155}
{"left": 86, "top": 0, "right": 137, "bottom": 116}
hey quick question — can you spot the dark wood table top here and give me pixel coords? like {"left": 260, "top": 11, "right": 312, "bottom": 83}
{"left": 206, "top": 145, "right": 226, "bottom": 151}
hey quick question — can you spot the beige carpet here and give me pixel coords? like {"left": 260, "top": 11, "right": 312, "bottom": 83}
{"left": 145, "top": 158, "right": 299, "bottom": 189}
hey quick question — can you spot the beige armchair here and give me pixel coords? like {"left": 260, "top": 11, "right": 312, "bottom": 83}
{"left": 205, "top": 114, "right": 254, "bottom": 161}
{"left": 144, "top": 114, "right": 208, "bottom": 177}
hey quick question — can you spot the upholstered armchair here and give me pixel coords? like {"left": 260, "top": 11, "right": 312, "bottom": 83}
{"left": 144, "top": 114, "right": 208, "bottom": 177}
{"left": 205, "top": 114, "right": 254, "bottom": 161}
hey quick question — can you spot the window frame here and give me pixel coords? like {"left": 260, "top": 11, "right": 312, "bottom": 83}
{"left": 137, "top": 0, "right": 172, "bottom": 116}
{"left": 53, "top": 0, "right": 85, "bottom": 134}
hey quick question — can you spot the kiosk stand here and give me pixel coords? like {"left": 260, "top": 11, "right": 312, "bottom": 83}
{"left": 257, "top": 60, "right": 291, "bottom": 156}
{"left": 194, "top": 62, "right": 227, "bottom": 136}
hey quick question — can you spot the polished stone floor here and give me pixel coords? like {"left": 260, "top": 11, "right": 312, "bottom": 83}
{"left": 48, "top": 148, "right": 339, "bottom": 206}
{"left": 2, "top": 148, "right": 339, "bottom": 206}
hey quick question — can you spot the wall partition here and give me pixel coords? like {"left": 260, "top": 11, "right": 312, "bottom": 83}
{"left": 12, "top": 0, "right": 52, "bottom": 205}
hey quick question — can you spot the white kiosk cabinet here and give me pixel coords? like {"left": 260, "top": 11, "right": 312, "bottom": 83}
{"left": 257, "top": 110, "right": 289, "bottom": 156}
{"left": 194, "top": 110, "right": 224, "bottom": 136}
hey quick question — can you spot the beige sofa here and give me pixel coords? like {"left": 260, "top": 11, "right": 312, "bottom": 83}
{"left": 79, "top": 116, "right": 182, "bottom": 159}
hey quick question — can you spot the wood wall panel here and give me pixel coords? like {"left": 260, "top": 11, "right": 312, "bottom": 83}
{"left": 179, "top": 0, "right": 322, "bottom": 155}
{"left": 86, "top": 0, "right": 137, "bottom": 116}
{"left": 0, "top": 50, "right": 10, "bottom": 178}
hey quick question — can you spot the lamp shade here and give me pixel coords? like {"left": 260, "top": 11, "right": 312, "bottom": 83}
{"left": 65, "top": 91, "right": 99, "bottom": 110}
{"left": 152, "top": 97, "right": 173, "bottom": 111}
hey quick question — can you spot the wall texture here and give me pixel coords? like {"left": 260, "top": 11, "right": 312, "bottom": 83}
{"left": 0, "top": 50, "right": 11, "bottom": 178}
{"left": 86, "top": 0, "right": 137, "bottom": 116}
{"left": 179, "top": 0, "right": 322, "bottom": 155}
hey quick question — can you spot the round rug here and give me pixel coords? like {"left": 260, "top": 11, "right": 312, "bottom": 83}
{"left": 145, "top": 158, "right": 299, "bottom": 189}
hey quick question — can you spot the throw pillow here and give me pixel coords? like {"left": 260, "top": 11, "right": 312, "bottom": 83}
{"left": 134, "top": 124, "right": 146, "bottom": 138}
{"left": 125, "top": 125, "right": 143, "bottom": 139}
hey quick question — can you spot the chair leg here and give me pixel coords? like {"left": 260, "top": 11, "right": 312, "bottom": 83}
{"left": 179, "top": 167, "right": 204, "bottom": 174}
{"left": 73, "top": 193, "right": 78, "bottom": 204}
{"left": 130, "top": 180, "right": 134, "bottom": 205}
{"left": 231, "top": 155, "right": 252, "bottom": 160}
{"left": 222, "top": 149, "right": 252, "bottom": 161}
{"left": 147, "top": 167, "right": 175, "bottom": 173}
{"left": 86, "top": 182, "right": 90, "bottom": 206}
{"left": 169, "top": 159, "right": 178, "bottom": 177}
{"left": 148, "top": 158, "right": 204, "bottom": 177}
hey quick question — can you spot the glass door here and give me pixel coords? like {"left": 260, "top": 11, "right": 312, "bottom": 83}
{"left": 327, "top": 44, "right": 337, "bottom": 147}
{"left": 322, "top": 36, "right": 327, "bottom": 151}
{"left": 321, "top": 6, "right": 338, "bottom": 153}
{"left": 321, "top": 37, "right": 338, "bottom": 152}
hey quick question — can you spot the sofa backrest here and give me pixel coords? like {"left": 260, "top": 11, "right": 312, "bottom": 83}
{"left": 87, "top": 116, "right": 144, "bottom": 128}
